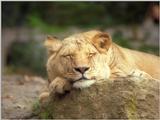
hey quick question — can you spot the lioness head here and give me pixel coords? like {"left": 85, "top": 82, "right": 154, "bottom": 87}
{"left": 45, "top": 30, "right": 113, "bottom": 88}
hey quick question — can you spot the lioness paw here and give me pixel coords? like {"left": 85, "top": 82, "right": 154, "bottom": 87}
{"left": 129, "top": 69, "right": 153, "bottom": 79}
{"left": 39, "top": 92, "right": 49, "bottom": 104}
{"left": 49, "top": 77, "right": 71, "bottom": 94}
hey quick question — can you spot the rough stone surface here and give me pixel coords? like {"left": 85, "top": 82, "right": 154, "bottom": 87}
{"left": 40, "top": 76, "right": 160, "bottom": 119}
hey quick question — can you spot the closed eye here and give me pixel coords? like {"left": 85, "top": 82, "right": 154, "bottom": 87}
{"left": 61, "top": 54, "right": 74, "bottom": 58}
{"left": 62, "top": 54, "right": 70, "bottom": 57}
{"left": 89, "top": 52, "right": 96, "bottom": 57}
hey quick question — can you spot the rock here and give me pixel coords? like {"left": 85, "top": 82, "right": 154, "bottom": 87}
{"left": 40, "top": 76, "right": 159, "bottom": 119}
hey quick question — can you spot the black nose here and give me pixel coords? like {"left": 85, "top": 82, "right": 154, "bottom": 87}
{"left": 74, "top": 67, "right": 90, "bottom": 74}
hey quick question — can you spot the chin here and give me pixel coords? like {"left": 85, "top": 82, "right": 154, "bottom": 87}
{"left": 73, "top": 79, "right": 95, "bottom": 89}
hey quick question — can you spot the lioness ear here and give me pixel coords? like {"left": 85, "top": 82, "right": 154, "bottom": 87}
{"left": 91, "top": 32, "right": 112, "bottom": 53}
{"left": 44, "top": 35, "right": 62, "bottom": 55}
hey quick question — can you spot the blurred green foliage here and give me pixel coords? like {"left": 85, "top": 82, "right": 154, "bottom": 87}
{"left": 112, "top": 31, "right": 159, "bottom": 56}
{"left": 2, "top": 2, "right": 159, "bottom": 75}
{"left": 138, "top": 44, "right": 159, "bottom": 55}
{"left": 112, "top": 31, "right": 132, "bottom": 49}
{"left": 2, "top": 2, "right": 157, "bottom": 28}
{"left": 32, "top": 100, "right": 53, "bottom": 119}
{"left": 27, "top": 15, "right": 68, "bottom": 33}
{"left": 7, "top": 41, "right": 47, "bottom": 76}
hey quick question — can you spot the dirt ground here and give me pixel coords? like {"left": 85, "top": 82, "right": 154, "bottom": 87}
{"left": 1, "top": 74, "right": 47, "bottom": 119}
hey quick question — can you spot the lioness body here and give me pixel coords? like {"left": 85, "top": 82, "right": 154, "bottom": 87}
{"left": 109, "top": 43, "right": 160, "bottom": 79}
{"left": 39, "top": 30, "right": 160, "bottom": 101}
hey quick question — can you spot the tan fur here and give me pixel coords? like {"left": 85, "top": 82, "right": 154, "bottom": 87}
{"left": 39, "top": 30, "right": 160, "bottom": 101}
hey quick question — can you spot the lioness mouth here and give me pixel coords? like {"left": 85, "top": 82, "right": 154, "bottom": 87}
{"left": 74, "top": 76, "right": 89, "bottom": 82}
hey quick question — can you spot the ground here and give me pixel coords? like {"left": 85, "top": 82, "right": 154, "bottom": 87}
{"left": 1, "top": 74, "right": 47, "bottom": 119}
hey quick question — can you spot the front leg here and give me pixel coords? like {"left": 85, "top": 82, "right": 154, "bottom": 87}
{"left": 128, "top": 69, "right": 153, "bottom": 79}
{"left": 49, "top": 77, "right": 72, "bottom": 94}
{"left": 110, "top": 69, "right": 153, "bottom": 80}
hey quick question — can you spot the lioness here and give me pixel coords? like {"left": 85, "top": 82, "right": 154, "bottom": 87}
{"left": 39, "top": 30, "right": 160, "bottom": 101}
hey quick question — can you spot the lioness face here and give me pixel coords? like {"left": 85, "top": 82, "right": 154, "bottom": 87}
{"left": 45, "top": 30, "right": 112, "bottom": 88}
